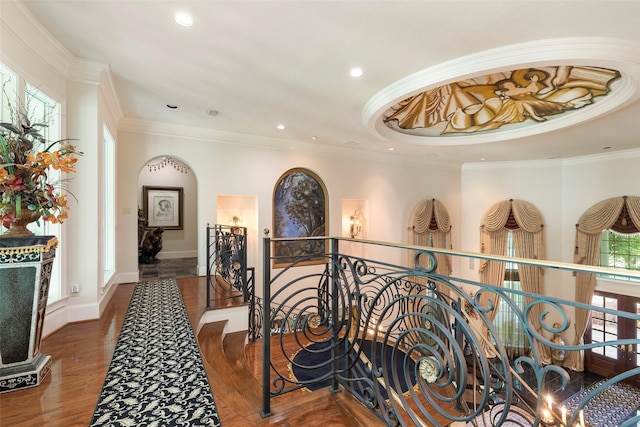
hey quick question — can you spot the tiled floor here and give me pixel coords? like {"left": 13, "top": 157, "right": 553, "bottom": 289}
{"left": 511, "top": 362, "right": 640, "bottom": 425}
{"left": 514, "top": 364, "right": 605, "bottom": 405}
{"left": 139, "top": 257, "right": 198, "bottom": 280}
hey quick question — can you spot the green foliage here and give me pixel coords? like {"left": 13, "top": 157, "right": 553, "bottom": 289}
{"left": 602, "top": 230, "right": 640, "bottom": 271}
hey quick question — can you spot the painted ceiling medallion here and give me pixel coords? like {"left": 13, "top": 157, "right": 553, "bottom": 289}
{"left": 383, "top": 66, "right": 620, "bottom": 137}
{"left": 364, "top": 38, "right": 639, "bottom": 146}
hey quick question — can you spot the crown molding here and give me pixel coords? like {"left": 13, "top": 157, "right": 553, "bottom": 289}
{"left": 462, "top": 147, "right": 640, "bottom": 170}
{"left": 99, "top": 66, "right": 124, "bottom": 123}
{"left": 119, "top": 117, "right": 461, "bottom": 170}
{"left": 560, "top": 147, "right": 640, "bottom": 166}
{"left": 1, "top": 1, "right": 74, "bottom": 77}
{"left": 68, "top": 59, "right": 107, "bottom": 84}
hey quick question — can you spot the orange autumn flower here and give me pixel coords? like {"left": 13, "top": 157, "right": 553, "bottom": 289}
{"left": 0, "top": 98, "right": 82, "bottom": 229}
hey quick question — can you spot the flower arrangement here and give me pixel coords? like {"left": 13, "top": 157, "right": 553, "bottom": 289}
{"left": 0, "top": 95, "right": 81, "bottom": 235}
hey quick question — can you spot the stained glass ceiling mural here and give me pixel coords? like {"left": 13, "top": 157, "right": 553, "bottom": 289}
{"left": 364, "top": 38, "right": 638, "bottom": 147}
{"left": 383, "top": 66, "right": 620, "bottom": 137}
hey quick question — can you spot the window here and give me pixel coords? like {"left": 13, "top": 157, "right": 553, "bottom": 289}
{"left": 599, "top": 230, "right": 640, "bottom": 282}
{"left": 25, "top": 83, "right": 64, "bottom": 301}
{"left": 103, "top": 125, "right": 116, "bottom": 285}
{"left": 0, "top": 64, "right": 18, "bottom": 120}
{"left": 590, "top": 292, "right": 619, "bottom": 358}
{"left": 1, "top": 62, "right": 64, "bottom": 302}
{"left": 494, "top": 231, "right": 526, "bottom": 358}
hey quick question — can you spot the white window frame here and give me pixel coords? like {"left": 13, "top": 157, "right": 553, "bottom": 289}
{"left": 102, "top": 125, "right": 116, "bottom": 288}
{"left": 1, "top": 63, "right": 65, "bottom": 302}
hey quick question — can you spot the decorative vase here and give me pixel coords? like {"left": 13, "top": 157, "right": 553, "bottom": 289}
{"left": 0, "top": 204, "right": 41, "bottom": 238}
{"left": 551, "top": 322, "right": 566, "bottom": 365}
{"left": 0, "top": 236, "right": 57, "bottom": 393}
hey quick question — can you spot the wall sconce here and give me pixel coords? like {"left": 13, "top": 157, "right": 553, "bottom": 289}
{"left": 230, "top": 216, "right": 242, "bottom": 234}
{"left": 349, "top": 213, "right": 361, "bottom": 239}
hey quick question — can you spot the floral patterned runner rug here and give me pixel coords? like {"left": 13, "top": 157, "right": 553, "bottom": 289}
{"left": 561, "top": 379, "right": 640, "bottom": 427}
{"left": 90, "top": 278, "right": 221, "bottom": 426}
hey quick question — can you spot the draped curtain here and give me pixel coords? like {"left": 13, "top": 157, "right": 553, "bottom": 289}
{"left": 479, "top": 199, "right": 549, "bottom": 363}
{"left": 409, "top": 199, "right": 452, "bottom": 290}
{"left": 567, "top": 196, "right": 640, "bottom": 371}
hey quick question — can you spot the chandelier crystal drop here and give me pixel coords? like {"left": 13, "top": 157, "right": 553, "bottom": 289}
{"left": 147, "top": 157, "right": 190, "bottom": 174}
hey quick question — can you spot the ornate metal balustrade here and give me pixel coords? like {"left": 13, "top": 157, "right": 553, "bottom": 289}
{"left": 206, "top": 224, "right": 250, "bottom": 306}
{"left": 260, "top": 236, "right": 640, "bottom": 427}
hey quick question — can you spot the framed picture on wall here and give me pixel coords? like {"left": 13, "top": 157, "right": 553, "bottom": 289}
{"left": 272, "top": 168, "right": 328, "bottom": 268}
{"left": 143, "top": 186, "right": 184, "bottom": 230}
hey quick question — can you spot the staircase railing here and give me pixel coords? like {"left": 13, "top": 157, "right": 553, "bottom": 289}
{"left": 206, "top": 224, "right": 249, "bottom": 307}
{"left": 260, "top": 236, "right": 640, "bottom": 426}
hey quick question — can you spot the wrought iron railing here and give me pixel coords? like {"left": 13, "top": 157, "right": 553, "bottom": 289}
{"left": 260, "top": 236, "right": 640, "bottom": 427}
{"left": 206, "top": 224, "right": 249, "bottom": 306}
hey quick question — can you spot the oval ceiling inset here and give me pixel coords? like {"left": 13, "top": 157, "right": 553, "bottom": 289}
{"left": 364, "top": 38, "right": 640, "bottom": 146}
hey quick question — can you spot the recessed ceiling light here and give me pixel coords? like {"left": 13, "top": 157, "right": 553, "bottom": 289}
{"left": 311, "top": 136, "right": 317, "bottom": 140}
{"left": 350, "top": 67, "right": 364, "bottom": 78}
{"left": 480, "top": 157, "right": 486, "bottom": 161}
{"left": 277, "top": 124, "right": 286, "bottom": 130}
{"left": 174, "top": 12, "right": 193, "bottom": 27}
{"left": 166, "top": 104, "right": 178, "bottom": 109}
{"left": 388, "top": 147, "right": 395, "bottom": 151}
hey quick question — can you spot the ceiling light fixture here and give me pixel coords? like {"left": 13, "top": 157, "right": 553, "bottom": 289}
{"left": 174, "top": 12, "right": 193, "bottom": 27}
{"left": 350, "top": 67, "right": 364, "bottom": 78}
{"left": 277, "top": 124, "right": 285, "bottom": 130}
{"left": 148, "top": 156, "right": 190, "bottom": 174}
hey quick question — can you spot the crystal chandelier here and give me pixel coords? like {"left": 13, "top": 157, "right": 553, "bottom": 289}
{"left": 147, "top": 156, "right": 190, "bottom": 174}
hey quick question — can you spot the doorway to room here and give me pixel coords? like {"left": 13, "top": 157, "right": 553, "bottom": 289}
{"left": 137, "top": 156, "right": 198, "bottom": 279}
{"left": 585, "top": 290, "right": 640, "bottom": 386}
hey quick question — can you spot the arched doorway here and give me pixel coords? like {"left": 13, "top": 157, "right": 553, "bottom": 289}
{"left": 137, "top": 156, "right": 198, "bottom": 279}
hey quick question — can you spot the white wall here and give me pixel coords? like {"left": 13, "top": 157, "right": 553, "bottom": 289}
{"left": 115, "top": 128, "right": 463, "bottom": 292}
{"left": 460, "top": 150, "right": 640, "bottom": 343}
{"left": 562, "top": 151, "right": 640, "bottom": 297}
{"left": 460, "top": 160, "right": 566, "bottom": 296}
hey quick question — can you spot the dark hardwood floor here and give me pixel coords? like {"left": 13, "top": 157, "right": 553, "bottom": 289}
{"left": 0, "top": 282, "right": 136, "bottom": 427}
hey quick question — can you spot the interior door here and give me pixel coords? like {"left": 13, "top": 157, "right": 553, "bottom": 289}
{"left": 585, "top": 291, "right": 640, "bottom": 387}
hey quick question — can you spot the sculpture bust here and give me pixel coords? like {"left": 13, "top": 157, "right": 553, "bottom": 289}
{"left": 140, "top": 227, "right": 164, "bottom": 264}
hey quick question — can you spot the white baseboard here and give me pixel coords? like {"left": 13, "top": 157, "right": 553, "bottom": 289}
{"left": 42, "top": 301, "right": 100, "bottom": 339}
{"left": 67, "top": 302, "right": 100, "bottom": 323}
{"left": 117, "top": 270, "right": 140, "bottom": 284}
{"left": 42, "top": 302, "right": 69, "bottom": 339}
{"left": 197, "top": 265, "right": 208, "bottom": 276}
